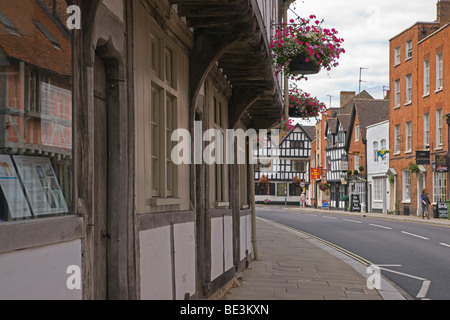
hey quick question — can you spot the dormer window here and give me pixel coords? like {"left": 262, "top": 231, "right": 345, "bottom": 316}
{"left": 33, "top": 20, "right": 61, "bottom": 50}
{"left": 0, "top": 11, "right": 20, "bottom": 36}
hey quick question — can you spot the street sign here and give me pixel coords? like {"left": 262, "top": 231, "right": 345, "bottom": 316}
{"left": 416, "top": 151, "right": 430, "bottom": 165}
{"left": 322, "top": 200, "right": 329, "bottom": 210}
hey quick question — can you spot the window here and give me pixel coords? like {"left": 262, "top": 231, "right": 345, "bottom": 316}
{"left": 291, "top": 140, "right": 304, "bottom": 148}
{"left": 424, "top": 59, "right": 430, "bottom": 95}
{"left": 373, "top": 141, "right": 379, "bottom": 163}
{"left": 405, "top": 74, "right": 412, "bottom": 104}
{"left": 292, "top": 160, "right": 307, "bottom": 172}
{"left": 0, "top": 11, "right": 20, "bottom": 36}
{"left": 0, "top": 7, "right": 72, "bottom": 223}
{"left": 381, "top": 139, "right": 387, "bottom": 159}
{"left": 33, "top": 20, "right": 61, "bottom": 50}
{"left": 402, "top": 170, "right": 411, "bottom": 202}
{"left": 437, "top": 109, "right": 443, "bottom": 147}
{"left": 405, "top": 40, "right": 412, "bottom": 59}
{"left": 394, "top": 79, "right": 400, "bottom": 107}
{"left": 433, "top": 172, "right": 447, "bottom": 203}
{"left": 394, "top": 46, "right": 401, "bottom": 65}
{"left": 436, "top": 52, "right": 443, "bottom": 91}
{"left": 405, "top": 121, "right": 412, "bottom": 152}
{"left": 355, "top": 124, "right": 359, "bottom": 141}
{"left": 424, "top": 113, "right": 430, "bottom": 147}
{"left": 373, "top": 178, "right": 384, "bottom": 201}
{"left": 277, "top": 183, "right": 287, "bottom": 197}
{"left": 354, "top": 155, "right": 360, "bottom": 170}
{"left": 394, "top": 124, "right": 401, "bottom": 153}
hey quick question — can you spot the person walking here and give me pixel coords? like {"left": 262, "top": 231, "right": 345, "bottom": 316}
{"left": 420, "top": 189, "right": 431, "bottom": 219}
{"left": 300, "top": 192, "right": 306, "bottom": 208}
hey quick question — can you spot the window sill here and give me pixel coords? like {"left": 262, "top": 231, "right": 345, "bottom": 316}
{"left": 394, "top": 152, "right": 400, "bottom": 156}
{"left": 402, "top": 200, "right": 411, "bottom": 204}
{"left": 405, "top": 102, "right": 412, "bottom": 106}
{"left": 405, "top": 150, "right": 412, "bottom": 154}
{"left": 150, "top": 197, "right": 184, "bottom": 206}
{"left": 435, "top": 146, "right": 443, "bottom": 151}
{"left": 214, "top": 201, "right": 230, "bottom": 208}
{"left": 435, "top": 88, "right": 443, "bottom": 93}
{"left": 404, "top": 57, "right": 412, "bottom": 62}
{"left": 393, "top": 105, "right": 401, "bottom": 110}
{"left": 423, "top": 93, "right": 430, "bottom": 98}
{"left": 394, "top": 63, "right": 400, "bottom": 68}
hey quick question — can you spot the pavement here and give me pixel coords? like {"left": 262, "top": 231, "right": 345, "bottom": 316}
{"left": 222, "top": 206, "right": 450, "bottom": 300}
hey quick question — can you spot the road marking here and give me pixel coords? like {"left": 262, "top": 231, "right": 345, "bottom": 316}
{"left": 401, "top": 231, "right": 429, "bottom": 240}
{"left": 343, "top": 219, "right": 362, "bottom": 224}
{"left": 417, "top": 280, "right": 431, "bottom": 299}
{"left": 370, "top": 224, "right": 392, "bottom": 230}
{"left": 323, "top": 216, "right": 337, "bottom": 220}
{"left": 439, "top": 242, "right": 450, "bottom": 248}
{"left": 305, "top": 214, "right": 318, "bottom": 217}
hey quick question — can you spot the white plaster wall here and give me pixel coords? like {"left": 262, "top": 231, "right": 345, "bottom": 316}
{"left": 174, "top": 222, "right": 196, "bottom": 300}
{"left": 139, "top": 226, "right": 173, "bottom": 300}
{"left": 223, "top": 215, "right": 233, "bottom": 271}
{"left": 0, "top": 240, "right": 82, "bottom": 300}
{"left": 211, "top": 217, "right": 224, "bottom": 281}
{"left": 367, "top": 121, "right": 390, "bottom": 175}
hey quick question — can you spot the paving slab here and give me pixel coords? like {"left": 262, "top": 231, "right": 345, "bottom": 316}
{"left": 223, "top": 218, "right": 406, "bottom": 300}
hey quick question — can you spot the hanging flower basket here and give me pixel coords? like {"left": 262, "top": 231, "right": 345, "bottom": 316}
{"left": 288, "top": 88, "right": 327, "bottom": 118}
{"left": 259, "top": 175, "right": 269, "bottom": 186}
{"left": 319, "top": 182, "right": 330, "bottom": 192}
{"left": 292, "top": 176, "right": 301, "bottom": 186}
{"left": 289, "top": 52, "right": 321, "bottom": 75}
{"left": 270, "top": 15, "right": 345, "bottom": 81}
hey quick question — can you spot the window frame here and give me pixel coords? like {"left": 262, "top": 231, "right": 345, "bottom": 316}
{"left": 424, "top": 59, "right": 430, "bottom": 96}
{"left": 436, "top": 52, "right": 443, "bottom": 91}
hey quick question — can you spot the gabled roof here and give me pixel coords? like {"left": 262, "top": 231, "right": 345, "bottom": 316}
{"left": 300, "top": 125, "right": 316, "bottom": 141}
{"left": 0, "top": 1, "right": 71, "bottom": 75}
{"left": 345, "top": 99, "right": 390, "bottom": 149}
{"left": 336, "top": 114, "right": 351, "bottom": 133}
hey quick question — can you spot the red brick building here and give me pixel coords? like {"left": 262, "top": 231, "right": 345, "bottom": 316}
{"left": 389, "top": 0, "right": 450, "bottom": 216}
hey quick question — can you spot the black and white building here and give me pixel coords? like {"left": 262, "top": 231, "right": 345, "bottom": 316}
{"left": 254, "top": 124, "right": 315, "bottom": 205}
{"left": 325, "top": 115, "right": 350, "bottom": 209}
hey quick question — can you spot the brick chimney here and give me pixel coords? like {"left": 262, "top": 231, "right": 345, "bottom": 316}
{"left": 340, "top": 91, "right": 356, "bottom": 107}
{"left": 437, "top": 0, "right": 450, "bottom": 26}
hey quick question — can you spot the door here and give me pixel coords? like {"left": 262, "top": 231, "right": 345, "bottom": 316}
{"left": 93, "top": 54, "right": 109, "bottom": 299}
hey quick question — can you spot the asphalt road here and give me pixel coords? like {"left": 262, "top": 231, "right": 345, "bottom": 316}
{"left": 256, "top": 206, "right": 450, "bottom": 300}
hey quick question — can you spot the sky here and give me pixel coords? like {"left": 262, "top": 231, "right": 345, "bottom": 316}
{"left": 286, "top": 0, "right": 438, "bottom": 125}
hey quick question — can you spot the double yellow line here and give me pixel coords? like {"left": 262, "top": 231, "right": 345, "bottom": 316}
{"left": 272, "top": 221, "right": 373, "bottom": 267}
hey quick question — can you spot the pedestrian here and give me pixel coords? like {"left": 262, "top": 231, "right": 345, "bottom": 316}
{"left": 420, "top": 189, "right": 431, "bottom": 219}
{"left": 300, "top": 192, "right": 306, "bottom": 208}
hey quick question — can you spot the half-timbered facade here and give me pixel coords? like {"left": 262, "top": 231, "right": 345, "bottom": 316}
{"left": 254, "top": 124, "right": 314, "bottom": 205}
{"left": 324, "top": 116, "right": 350, "bottom": 209}
{"left": 0, "top": 0, "right": 287, "bottom": 300}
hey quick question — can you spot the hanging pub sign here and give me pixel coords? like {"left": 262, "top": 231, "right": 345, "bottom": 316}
{"left": 416, "top": 151, "right": 430, "bottom": 165}
{"left": 311, "top": 168, "right": 321, "bottom": 180}
{"left": 435, "top": 155, "right": 448, "bottom": 172}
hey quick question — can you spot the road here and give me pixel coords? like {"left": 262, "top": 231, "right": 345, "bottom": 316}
{"left": 256, "top": 206, "right": 450, "bottom": 300}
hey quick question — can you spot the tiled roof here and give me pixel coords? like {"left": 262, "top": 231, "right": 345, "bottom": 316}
{"left": 0, "top": 1, "right": 71, "bottom": 75}
{"left": 354, "top": 99, "right": 390, "bottom": 140}
{"left": 301, "top": 125, "right": 316, "bottom": 141}
{"left": 337, "top": 114, "right": 351, "bottom": 132}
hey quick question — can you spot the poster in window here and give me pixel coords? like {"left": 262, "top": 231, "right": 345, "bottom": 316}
{"left": 0, "top": 155, "right": 32, "bottom": 219}
{"left": 13, "top": 156, "right": 68, "bottom": 216}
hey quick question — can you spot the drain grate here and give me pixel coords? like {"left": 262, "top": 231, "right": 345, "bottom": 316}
{"left": 344, "top": 287, "right": 366, "bottom": 295}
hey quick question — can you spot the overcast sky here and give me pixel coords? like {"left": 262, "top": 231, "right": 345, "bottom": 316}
{"left": 286, "top": 0, "right": 438, "bottom": 124}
